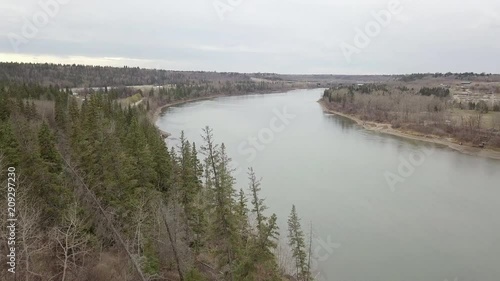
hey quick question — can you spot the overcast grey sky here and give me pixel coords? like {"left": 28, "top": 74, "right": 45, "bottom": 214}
{"left": 1, "top": 0, "right": 499, "bottom": 74}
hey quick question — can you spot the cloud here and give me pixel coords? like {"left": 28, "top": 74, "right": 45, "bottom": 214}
{"left": 0, "top": 0, "right": 499, "bottom": 74}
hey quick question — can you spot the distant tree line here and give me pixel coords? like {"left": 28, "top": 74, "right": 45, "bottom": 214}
{"left": 0, "top": 62, "right": 254, "bottom": 88}
{"left": 398, "top": 72, "right": 493, "bottom": 82}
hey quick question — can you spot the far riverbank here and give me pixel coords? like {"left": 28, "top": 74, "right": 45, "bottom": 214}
{"left": 319, "top": 100, "right": 500, "bottom": 160}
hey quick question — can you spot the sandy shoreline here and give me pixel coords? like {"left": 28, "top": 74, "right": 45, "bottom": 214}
{"left": 318, "top": 100, "right": 500, "bottom": 160}
{"left": 152, "top": 95, "right": 228, "bottom": 122}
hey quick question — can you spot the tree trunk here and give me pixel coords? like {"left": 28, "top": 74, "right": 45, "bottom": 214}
{"left": 161, "top": 206, "right": 185, "bottom": 281}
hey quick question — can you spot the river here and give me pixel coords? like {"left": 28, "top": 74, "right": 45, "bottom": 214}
{"left": 156, "top": 88, "right": 500, "bottom": 281}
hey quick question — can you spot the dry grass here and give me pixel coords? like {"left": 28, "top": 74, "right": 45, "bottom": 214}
{"left": 324, "top": 81, "right": 500, "bottom": 147}
{"left": 449, "top": 109, "right": 500, "bottom": 130}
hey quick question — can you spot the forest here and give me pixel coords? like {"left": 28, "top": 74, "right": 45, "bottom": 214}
{"left": 0, "top": 62, "right": 315, "bottom": 91}
{"left": 0, "top": 81, "right": 314, "bottom": 281}
{"left": 0, "top": 62, "right": 253, "bottom": 87}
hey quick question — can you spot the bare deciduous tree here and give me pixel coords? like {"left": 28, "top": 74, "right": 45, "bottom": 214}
{"left": 493, "top": 113, "right": 500, "bottom": 130}
{"left": 133, "top": 192, "right": 149, "bottom": 257}
{"left": 157, "top": 199, "right": 185, "bottom": 281}
{"left": 17, "top": 177, "right": 46, "bottom": 281}
{"left": 53, "top": 203, "right": 90, "bottom": 281}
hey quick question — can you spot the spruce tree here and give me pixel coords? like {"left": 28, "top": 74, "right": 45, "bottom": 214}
{"left": 0, "top": 93, "right": 10, "bottom": 121}
{"left": 244, "top": 168, "right": 280, "bottom": 280}
{"left": 288, "top": 205, "right": 310, "bottom": 280}
{"left": 55, "top": 92, "right": 68, "bottom": 130}
{"left": 235, "top": 188, "right": 250, "bottom": 244}
{"left": 38, "top": 122, "right": 62, "bottom": 173}
{"left": 0, "top": 121, "right": 20, "bottom": 166}
{"left": 201, "top": 127, "right": 238, "bottom": 280}
{"left": 248, "top": 168, "right": 266, "bottom": 233}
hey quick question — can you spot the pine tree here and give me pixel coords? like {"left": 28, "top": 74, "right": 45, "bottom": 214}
{"left": 0, "top": 121, "right": 20, "bottom": 166}
{"left": 241, "top": 168, "right": 280, "bottom": 281}
{"left": 55, "top": 92, "right": 68, "bottom": 130}
{"left": 38, "top": 122, "right": 62, "bottom": 173}
{"left": 187, "top": 141, "right": 205, "bottom": 250}
{"left": 68, "top": 97, "right": 81, "bottom": 152}
{"left": 248, "top": 168, "right": 266, "bottom": 233}
{"left": 175, "top": 131, "right": 208, "bottom": 249}
{"left": 0, "top": 92, "right": 11, "bottom": 121}
{"left": 178, "top": 131, "right": 194, "bottom": 208}
{"left": 235, "top": 189, "right": 250, "bottom": 243}
{"left": 144, "top": 124, "right": 173, "bottom": 193}
{"left": 288, "top": 205, "right": 310, "bottom": 281}
{"left": 31, "top": 122, "right": 69, "bottom": 225}
{"left": 28, "top": 100, "right": 38, "bottom": 120}
{"left": 126, "top": 118, "right": 156, "bottom": 190}
{"left": 99, "top": 128, "right": 137, "bottom": 215}
{"left": 201, "top": 127, "right": 238, "bottom": 280}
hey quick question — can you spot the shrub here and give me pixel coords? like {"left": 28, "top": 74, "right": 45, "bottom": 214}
{"left": 490, "top": 135, "right": 500, "bottom": 147}
{"left": 468, "top": 102, "right": 476, "bottom": 110}
{"left": 476, "top": 100, "right": 489, "bottom": 114}
{"left": 419, "top": 87, "right": 450, "bottom": 97}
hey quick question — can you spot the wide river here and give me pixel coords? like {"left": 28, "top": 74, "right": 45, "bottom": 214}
{"left": 157, "top": 89, "right": 500, "bottom": 281}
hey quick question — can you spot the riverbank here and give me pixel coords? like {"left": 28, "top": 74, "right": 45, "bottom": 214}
{"left": 149, "top": 95, "right": 226, "bottom": 137}
{"left": 319, "top": 100, "right": 500, "bottom": 160}
{"left": 151, "top": 94, "right": 235, "bottom": 123}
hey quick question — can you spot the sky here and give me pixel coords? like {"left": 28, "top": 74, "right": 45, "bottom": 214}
{"left": 0, "top": 0, "right": 499, "bottom": 74}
